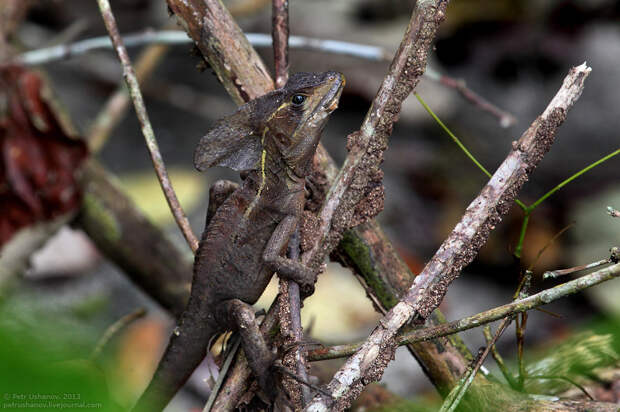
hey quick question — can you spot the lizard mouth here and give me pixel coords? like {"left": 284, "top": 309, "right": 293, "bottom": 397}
{"left": 318, "top": 73, "right": 345, "bottom": 115}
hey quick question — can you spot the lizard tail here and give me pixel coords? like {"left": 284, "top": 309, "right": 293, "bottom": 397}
{"left": 132, "top": 298, "right": 219, "bottom": 412}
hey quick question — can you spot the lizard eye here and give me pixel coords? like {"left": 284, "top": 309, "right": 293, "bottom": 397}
{"left": 291, "top": 94, "right": 306, "bottom": 105}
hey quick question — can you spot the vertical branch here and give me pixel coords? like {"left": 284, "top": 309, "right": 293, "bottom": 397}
{"left": 272, "top": 0, "right": 289, "bottom": 88}
{"left": 271, "top": 0, "right": 310, "bottom": 406}
{"left": 96, "top": 0, "right": 199, "bottom": 252}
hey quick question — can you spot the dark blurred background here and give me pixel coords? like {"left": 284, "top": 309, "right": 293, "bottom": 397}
{"left": 1, "top": 0, "right": 619, "bottom": 410}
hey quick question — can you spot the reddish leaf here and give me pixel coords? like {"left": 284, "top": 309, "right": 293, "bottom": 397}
{"left": 0, "top": 65, "right": 87, "bottom": 247}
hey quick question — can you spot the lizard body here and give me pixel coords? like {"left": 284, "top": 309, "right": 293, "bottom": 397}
{"left": 133, "top": 71, "right": 344, "bottom": 411}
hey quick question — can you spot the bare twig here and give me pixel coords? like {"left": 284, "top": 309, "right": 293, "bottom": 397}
{"left": 304, "top": 63, "right": 591, "bottom": 410}
{"left": 90, "top": 308, "right": 146, "bottom": 360}
{"left": 426, "top": 69, "right": 516, "bottom": 127}
{"left": 307, "top": 262, "right": 620, "bottom": 361}
{"left": 270, "top": 0, "right": 308, "bottom": 405}
{"left": 14, "top": 31, "right": 388, "bottom": 65}
{"left": 272, "top": 0, "right": 289, "bottom": 88}
{"left": 544, "top": 246, "right": 619, "bottom": 279}
{"left": 483, "top": 325, "right": 518, "bottom": 389}
{"left": 544, "top": 260, "right": 610, "bottom": 279}
{"left": 203, "top": 338, "right": 241, "bottom": 412}
{"left": 278, "top": 230, "right": 312, "bottom": 406}
{"left": 88, "top": 41, "right": 169, "bottom": 152}
{"left": 15, "top": 31, "right": 514, "bottom": 126}
{"left": 96, "top": 0, "right": 199, "bottom": 252}
{"left": 440, "top": 319, "right": 510, "bottom": 412}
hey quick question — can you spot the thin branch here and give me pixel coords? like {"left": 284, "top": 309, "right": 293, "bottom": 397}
{"left": 544, "top": 246, "right": 619, "bottom": 279}
{"left": 426, "top": 68, "right": 516, "bottom": 127}
{"left": 203, "top": 338, "right": 241, "bottom": 412}
{"left": 90, "top": 308, "right": 146, "bottom": 360}
{"left": 278, "top": 230, "right": 311, "bottom": 406}
{"left": 544, "top": 259, "right": 610, "bottom": 280}
{"left": 272, "top": 0, "right": 289, "bottom": 88}
{"left": 304, "top": 63, "right": 591, "bottom": 410}
{"left": 440, "top": 319, "right": 510, "bottom": 412}
{"left": 14, "top": 30, "right": 514, "bottom": 126}
{"left": 96, "top": 0, "right": 199, "bottom": 252}
{"left": 483, "top": 325, "right": 518, "bottom": 389}
{"left": 88, "top": 41, "right": 169, "bottom": 153}
{"left": 270, "top": 0, "right": 309, "bottom": 405}
{"left": 307, "top": 262, "right": 620, "bottom": 362}
{"left": 14, "top": 31, "right": 388, "bottom": 65}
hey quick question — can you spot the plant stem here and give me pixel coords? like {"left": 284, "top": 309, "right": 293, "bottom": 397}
{"left": 529, "top": 148, "right": 620, "bottom": 210}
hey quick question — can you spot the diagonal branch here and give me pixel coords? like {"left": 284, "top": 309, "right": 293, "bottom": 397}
{"left": 302, "top": 0, "right": 450, "bottom": 270}
{"left": 166, "top": 0, "right": 273, "bottom": 104}
{"left": 304, "top": 63, "right": 591, "bottom": 411}
{"left": 96, "top": 0, "right": 199, "bottom": 252}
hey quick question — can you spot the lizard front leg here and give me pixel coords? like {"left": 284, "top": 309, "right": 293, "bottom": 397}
{"left": 263, "top": 215, "right": 317, "bottom": 296}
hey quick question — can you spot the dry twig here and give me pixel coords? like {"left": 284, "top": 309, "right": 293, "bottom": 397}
{"left": 270, "top": 0, "right": 310, "bottom": 405}
{"left": 272, "top": 0, "right": 289, "bottom": 89}
{"left": 96, "top": 0, "right": 199, "bottom": 252}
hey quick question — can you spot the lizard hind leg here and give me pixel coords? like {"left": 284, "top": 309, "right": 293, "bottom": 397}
{"left": 219, "top": 299, "right": 278, "bottom": 400}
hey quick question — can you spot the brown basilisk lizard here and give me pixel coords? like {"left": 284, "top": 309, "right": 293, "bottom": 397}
{"left": 133, "top": 71, "right": 344, "bottom": 411}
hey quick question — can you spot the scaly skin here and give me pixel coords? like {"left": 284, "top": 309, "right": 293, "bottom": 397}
{"left": 133, "top": 71, "right": 344, "bottom": 411}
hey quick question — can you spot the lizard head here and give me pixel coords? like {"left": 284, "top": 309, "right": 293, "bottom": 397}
{"left": 194, "top": 71, "right": 344, "bottom": 177}
{"left": 264, "top": 71, "right": 345, "bottom": 178}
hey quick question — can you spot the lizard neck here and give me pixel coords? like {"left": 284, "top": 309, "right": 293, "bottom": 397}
{"left": 243, "top": 149, "right": 305, "bottom": 218}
